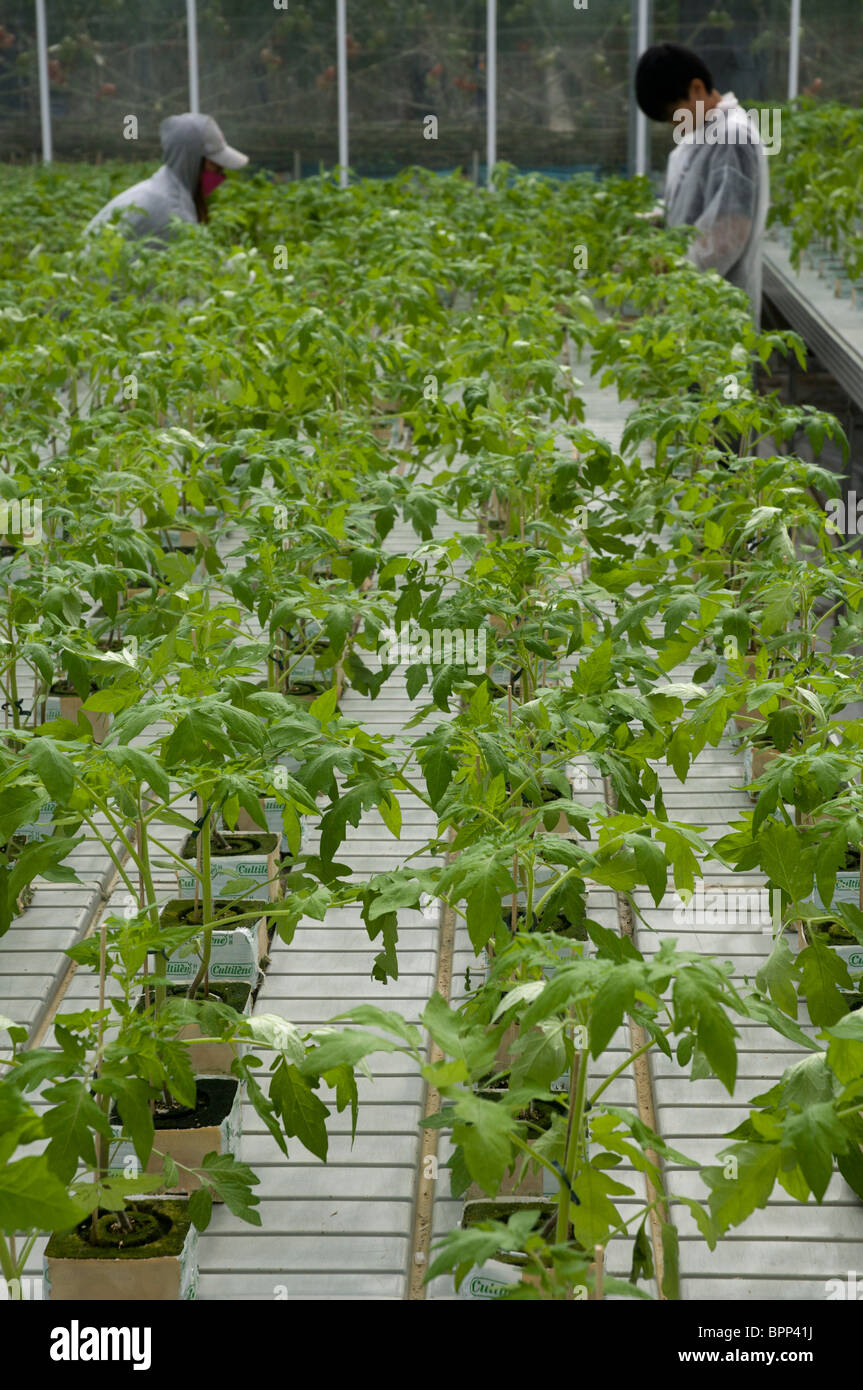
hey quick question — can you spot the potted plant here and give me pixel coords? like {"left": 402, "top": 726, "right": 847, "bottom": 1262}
{"left": 420, "top": 916, "right": 775, "bottom": 1300}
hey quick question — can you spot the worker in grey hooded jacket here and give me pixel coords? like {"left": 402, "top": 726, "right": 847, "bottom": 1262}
{"left": 85, "top": 113, "right": 248, "bottom": 244}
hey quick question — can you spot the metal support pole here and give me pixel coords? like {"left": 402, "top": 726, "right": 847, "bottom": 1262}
{"left": 634, "top": 0, "right": 650, "bottom": 177}
{"left": 788, "top": 0, "right": 801, "bottom": 100}
{"left": 336, "top": 0, "right": 349, "bottom": 187}
{"left": 486, "top": 0, "right": 497, "bottom": 187}
{"left": 187, "top": 0, "right": 200, "bottom": 113}
{"left": 34, "top": 0, "right": 52, "bottom": 164}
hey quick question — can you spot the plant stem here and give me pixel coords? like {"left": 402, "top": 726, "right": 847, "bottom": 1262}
{"left": 0, "top": 1232, "right": 21, "bottom": 1293}
{"left": 588, "top": 1025, "right": 674, "bottom": 1106}
{"left": 556, "top": 1026, "right": 589, "bottom": 1245}
{"left": 187, "top": 805, "right": 214, "bottom": 999}
{"left": 91, "top": 910, "right": 110, "bottom": 1246}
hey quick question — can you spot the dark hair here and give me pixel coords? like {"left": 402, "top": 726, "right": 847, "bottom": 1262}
{"left": 194, "top": 157, "right": 209, "bottom": 224}
{"left": 635, "top": 43, "right": 715, "bottom": 122}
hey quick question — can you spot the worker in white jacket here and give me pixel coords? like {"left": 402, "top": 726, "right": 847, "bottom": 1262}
{"left": 635, "top": 44, "right": 769, "bottom": 323}
{"left": 85, "top": 113, "right": 248, "bottom": 244}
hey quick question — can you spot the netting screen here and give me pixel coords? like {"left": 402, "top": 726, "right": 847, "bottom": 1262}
{"left": 496, "top": 0, "right": 632, "bottom": 176}
{"left": 197, "top": 2, "right": 336, "bottom": 175}
{"left": 797, "top": 0, "right": 863, "bottom": 106}
{"left": 1, "top": 1, "right": 187, "bottom": 162}
{"left": 0, "top": 1, "right": 857, "bottom": 176}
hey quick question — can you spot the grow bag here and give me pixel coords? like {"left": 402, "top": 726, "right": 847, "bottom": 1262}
{"left": 109, "top": 1077, "right": 243, "bottom": 1200}
{"left": 456, "top": 1198, "right": 567, "bottom": 1300}
{"left": 139, "top": 981, "right": 252, "bottom": 1077}
{"left": 44, "top": 1200, "right": 198, "bottom": 1301}
{"left": 155, "top": 898, "right": 271, "bottom": 985}
{"left": 178, "top": 831, "right": 282, "bottom": 903}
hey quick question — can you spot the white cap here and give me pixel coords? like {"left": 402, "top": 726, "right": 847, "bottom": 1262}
{"left": 200, "top": 114, "right": 249, "bottom": 170}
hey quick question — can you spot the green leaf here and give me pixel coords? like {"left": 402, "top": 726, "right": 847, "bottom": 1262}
{"left": 423, "top": 991, "right": 473, "bottom": 1066}
{"left": 242, "top": 1014, "right": 305, "bottom": 1066}
{"left": 327, "top": 1004, "right": 422, "bottom": 1050}
{"left": 672, "top": 969, "right": 738, "bottom": 1092}
{"left": 104, "top": 1076, "right": 155, "bottom": 1169}
{"left": 270, "top": 1060, "right": 330, "bottom": 1162}
{"left": 464, "top": 861, "right": 514, "bottom": 954}
{"left": 304, "top": 1028, "right": 405, "bottom": 1075}
{"left": 779, "top": 1053, "right": 835, "bottom": 1109}
{"left": 755, "top": 935, "right": 799, "bottom": 1018}
{"left": 781, "top": 1103, "right": 848, "bottom": 1201}
{"left": 0, "top": 1015, "right": 28, "bottom": 1049}
{"left": 417, "top": 729, "right": 458, "bottom": 808}
{"left": 660, "top": 1219, "right": 681, "bottom": 1300}
{"left": 199, "top": 1152, "right": 261, "bottom": 1225}
{"left": 41, "top": 1079, "right": 109, "bottom": 1183}
{"left": 0, "top": 1156, "right": 86, "bottom": 1233}
{"left": 703, "top": 1143, "right": 780, "bottom": 1231}
{"left": 309, "top": 686, "right": 339, "bottom": 726}
{"left": 629, "top": 1220, "right": 653, "bottom": 1284}
{"left": 570, "top": 639, "right": 612, "bottom": 695}
{"left": 836, "top": 1144, "right": 863, "bottom": 1201}
{"left": 188, "top": 1185, "right": 213, "bottom": 1232}
{"left": 824, "top": 1011, "right": 863, "bottom": 1084}
{"left": 377, "top": 791, "right": 402, "bottom": 839}
{"left": 798, "top": 936, "right": 852, "bottom": 1026}
{"left": 738, "top": 992, "right": 819, "bottom": 1051}
{"left": 590, "top": 963, "right": 643, "bottom": 1057}
{"left": 104, "top": 746, "right": 171, "bottom": 801}
{"left": 509, "top": 1021, "right": 567, "bottom": 1089}
{"left": 569, "top": 1166, "right": 633, "bottom": 1248}
{"left": 632, "top": 835, "right": 667, "bottom": 907}
{"left": 6, "top": 837, "right": 82, "bottom": 932}
{"left": 237, "top": 1063, "right": 288, "bottom": 1158}
{"left": 0, "top": 787, "right": 48, "bottom": 844}
{"left": 758, "top": 822, "right": 814, "bottom": 904}
{"left": 814, "top": 826, "right": 848, "bottom": 910}
{"left": 321, "top": 1063, "right": 359, "bottom": 1140}
{"left": 28, "top": 739, "right": 76, "bottom": 803}
{"left": 455, "top": 1095, "right": 516, "bottom": 1194}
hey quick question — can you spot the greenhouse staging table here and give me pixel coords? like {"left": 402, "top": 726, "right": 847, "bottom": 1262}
{"left": 195, "top": 502, "right": 453, "bottom": 1300}
{"left": 1, "top": 670, "right": 122, "bottom": 1042}
{"left": 13, "top": 358, "right": 863, "bottom": 1303}
{"left": 570, "top": 367, "right": 863, "bottom": 1299}
{"left": 433, "top": 365, "right": 863, "bottom": 1302}
{"left": 763, "top": 235, "right": 863, "bottom": 411}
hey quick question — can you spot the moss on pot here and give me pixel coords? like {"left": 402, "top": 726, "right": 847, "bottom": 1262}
{"left": 45, "top": 1200, "right": 192, "bottom": 1262}
{"left": 499, "top": 906, "right": 588, "bottom": 941}
{"left": 180, "top": 831, "right": 279, "bottom": 860}
{"left": 160, "top": 897, "right": 267, "bottom": 932}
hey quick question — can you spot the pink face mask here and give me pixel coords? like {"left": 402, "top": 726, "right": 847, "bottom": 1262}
{"left": 200, "top": 167, "right": 226, "bottom": 197}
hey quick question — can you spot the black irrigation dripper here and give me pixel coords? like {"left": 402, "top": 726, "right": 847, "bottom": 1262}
{"left": 2, "top": 699, "right": 30, "bottom": 717}
{"left": 550, "top": 1159, "right": 580, "bottom": 1205}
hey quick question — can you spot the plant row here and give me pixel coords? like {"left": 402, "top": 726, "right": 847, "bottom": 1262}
{"left": 0, "top": 163, "right": 861, "bottom": 1299}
